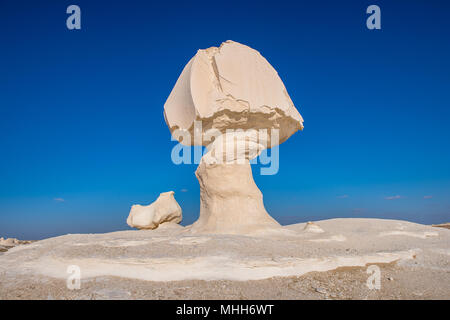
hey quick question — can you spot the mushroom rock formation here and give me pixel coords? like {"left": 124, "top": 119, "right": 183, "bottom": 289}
{"left": 164, "top": 40, "right": 304, "bottom": 234}
{"left": 127, "top": 191, "right": 182, "bottom": 230}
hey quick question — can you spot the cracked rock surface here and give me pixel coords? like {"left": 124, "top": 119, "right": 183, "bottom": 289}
{"left": 164, "top": 40, "right": 303, "bottom": 146}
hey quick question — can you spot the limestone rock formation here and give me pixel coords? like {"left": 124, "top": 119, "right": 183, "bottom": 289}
{"left": 0, "top": 238, "right": 20, "bottom": 246}
{"left": 164, "top": 40, "right": 303, "bottom": 146}
{"left": 303, "top": 222, "right": 325, "bottom": 233}
{"left": 127, "top": 191, "right": 182, "bottom": 230}
{"left": 432, "top": 223, "right": 450, "bottom": 230}
{"left": 191, "top": 160, "right": 280, "bottom": 234}
{"left": 164, "top": 41, "right": 304, "bottom": 234}
{"left": 0, "top": 237, "right": 33, "bottom": 252}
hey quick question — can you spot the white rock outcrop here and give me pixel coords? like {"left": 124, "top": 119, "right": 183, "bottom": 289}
{"left": 164, "top": 40, "right": 303, "bottom": 146}
{"left": 303, "top": 222, "right": 325, "bottom": 233}
{"left": 127, "top": 191, "right": 182, "bottom": 230}
{"left": 0, "top": 238, "right": 20, "bottom": 246}
{"left": 164, "top": 41, "right": 304, "bottom": 234}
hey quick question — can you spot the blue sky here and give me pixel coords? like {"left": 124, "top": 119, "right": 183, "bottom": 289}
{"left": 1, "top": 0, "right": 449, "bottom": 239}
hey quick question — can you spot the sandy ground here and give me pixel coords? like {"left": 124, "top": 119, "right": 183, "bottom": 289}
{"left": 0, "top": 218, "right": 449, "bottom": 300}
{"left": 0, "top": 262, "right": 448, "bottom": 300}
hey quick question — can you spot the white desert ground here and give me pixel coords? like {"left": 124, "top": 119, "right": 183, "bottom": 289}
{"left": 0, "top": 218, "right": 449, "bottom": 300}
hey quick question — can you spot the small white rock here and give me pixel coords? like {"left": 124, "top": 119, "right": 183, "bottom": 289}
{"left": 127, "top": 191, "right": 182, "bottom": 230}
{"left": 304, "top": 222, "right": 325, "bottom": 233}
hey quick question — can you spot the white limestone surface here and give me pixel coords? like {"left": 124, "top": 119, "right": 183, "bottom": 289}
{"left": 0, "top": 219, "right": 448, "bottom": 282}
{"left": 127, "top": 191, "right": 182, "bottom": 230}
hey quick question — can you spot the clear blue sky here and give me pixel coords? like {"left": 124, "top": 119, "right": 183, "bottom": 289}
{"left": 1, "top": 0, "right": 449, "bottom": 239}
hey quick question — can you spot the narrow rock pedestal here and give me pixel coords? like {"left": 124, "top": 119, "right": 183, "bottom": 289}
{"left": 189, "top": 158, "right": 280, "bottom": 234}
